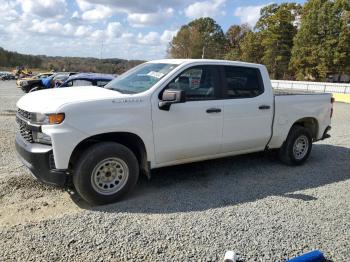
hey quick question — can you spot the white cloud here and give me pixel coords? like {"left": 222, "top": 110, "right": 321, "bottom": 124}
{"left": 234, "top": 4, "right": 267, "bottom": 27}
{"left": 137, "top": 32, "right": 160, "bottom": 45}
{"left": 160, "top": 30, "right": 178, "bottom": 44}
{"left": 91, "top": 29, "right": 105, "bottom": 39}
{"left": 185, "top": 0, "right": 226, "bottom": 19}
{"left": 127, "top": 8, "right": 174, "bottom": 27}
{"left": 134, "top": 29, "right": 178, "bottom": 46}
{"left": 31, "top": 20, "right": 65, "bottom": 35}
{"left": 81, "top": 5, "right": 114, "bottom": 21}
{"left": 75, "top": 25, "right": 93, "bottom": 37}
{"left": 106, "top": 22, "right": 122, "bottom": 38}
{"left": 121, "top": 32, "right": 135, "bottom": 41}
{"left": 0, "top": 1, "right": 19, "bottom": 22}
{"left": 18, "top": 0, "right": 67, "bottom": 18}
{"left": 72, "top": 11, "right": 80, "bottom": 19}
{"left": 28, "top": 19, "right": 94, "bottom": 38}
{"left": 75, "top": 0, "right": 179, "bottom": 14}
{"left": 76, "top": 0, "right": 94, "bottom": 11}
{"left": 1, "top": 0, "right": 206, "bottom": 60}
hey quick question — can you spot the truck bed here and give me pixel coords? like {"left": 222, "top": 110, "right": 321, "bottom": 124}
{"left": 267, "top": 90, "right": 332, "bottom": 149}
{"left": 273, "top": 88, "right": 321, "bottom": 96}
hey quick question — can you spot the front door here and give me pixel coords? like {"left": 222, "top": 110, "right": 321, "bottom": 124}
{"left": 152, "top": 65, "right": 224, "bottom": 165}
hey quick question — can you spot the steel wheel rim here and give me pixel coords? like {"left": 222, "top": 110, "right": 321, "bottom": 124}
{"left": 293, "top": 135, "right": 309, "bottom": 160}
{"left": 91, "top": 157, "right": 129, "bottom": 195}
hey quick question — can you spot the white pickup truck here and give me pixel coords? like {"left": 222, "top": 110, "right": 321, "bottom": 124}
{"left": 15, "top": 59, "right": 333, "bottom": 205}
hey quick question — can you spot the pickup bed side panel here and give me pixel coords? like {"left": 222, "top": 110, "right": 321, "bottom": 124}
{"left": 268, "top": 94, "right": 332, "bottom": 149}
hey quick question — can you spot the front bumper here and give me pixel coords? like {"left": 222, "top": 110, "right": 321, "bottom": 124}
{"left": 15, "top": 134, "right": 67, "bottom": 186}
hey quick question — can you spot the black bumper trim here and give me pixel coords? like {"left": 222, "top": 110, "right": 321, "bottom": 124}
{"left": 15, "top": 134, "right": 67, "bottom": 186}
{"left": 320, "top": 126, "right": 331, "bottom": 140}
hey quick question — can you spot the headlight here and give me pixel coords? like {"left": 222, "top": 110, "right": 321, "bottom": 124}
{"left": 21, "top": 80, "right": 28, "bottom": 86}
{"left": 32, "top": 112, "right": 48, "bottom": 124}
{"left": 32, "top": 131, "right": 52, "bottom": 145}
{"left": 32, "top": 113, "right": 65, "bottom": 125}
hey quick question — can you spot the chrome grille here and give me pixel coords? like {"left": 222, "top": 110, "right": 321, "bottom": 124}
{"left": 18, "top": 108, "right": 32, "bottom": 120}
{"left": 17, "top": 108, "right": 34, "bottom": 143}
{"left": 19, "top": 125, "right": 34, "bottom": 143}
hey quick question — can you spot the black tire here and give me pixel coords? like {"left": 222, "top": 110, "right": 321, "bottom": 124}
{"left": 279, "top": 125, "right": 312, "bottom": 165}
{"left": 73, "top": 142, "right": 139, "bottom": 205}
{"left": 21, "top": 86, "right": 31, "bottom": 93}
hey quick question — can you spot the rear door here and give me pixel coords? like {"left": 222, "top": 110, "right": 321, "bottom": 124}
{"left": 152, "top": 65, "right": 224, "bottom": 164}
{"left": 221, "top": 66, "right": 273, "bottom": 153}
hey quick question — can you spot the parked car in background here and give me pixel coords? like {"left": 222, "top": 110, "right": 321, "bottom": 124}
{"left": 58, "top": 73, "right": 115, "bottom": 88}
{"left": 29, "top": 72, "right": 78, "bottom": 92}
{"left": 17, "top": 72, "right": 54, "bottom": 93}
{"left": 53, "top": 72, "right": 78, "bottom": 87}
{"left": 15, "top": 59, "right": 333, "bottom": 205}
{"left": 13, "top": 66, "right": 33, "bottom": 79}
{"left": 0, "top": 71, "right": 16, "bottom": 80}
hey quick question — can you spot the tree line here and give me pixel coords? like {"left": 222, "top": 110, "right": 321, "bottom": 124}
{"left": 168, "top": 0, "right": 350, "bottom": 81}
{"left": 0, "top": 47, "right": 42, "bottom": 69}
{"left": 0, "top": 47, "right": 144, "bottom": 75}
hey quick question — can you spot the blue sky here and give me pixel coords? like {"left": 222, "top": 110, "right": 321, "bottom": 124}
{"left": 0, "top": 0, "right": 305, "bottom": 60}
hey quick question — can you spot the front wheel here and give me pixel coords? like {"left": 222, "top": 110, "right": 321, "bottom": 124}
{"left": 73, "top": 142, "right": 139, "bottom": 205}
{"left": 279, "top": 125, "right": 312, "bottom": 165}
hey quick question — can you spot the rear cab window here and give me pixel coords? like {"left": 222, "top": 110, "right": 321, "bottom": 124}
{"left": 223, "top": 66, "right": 264, "bottom": 99}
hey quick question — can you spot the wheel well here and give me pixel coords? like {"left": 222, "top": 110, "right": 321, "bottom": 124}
{"left": 292, "top": 117, "right": 319, "bottom": 140}
{"left": 69, "top": 132, "right": 149, "bottom": 177}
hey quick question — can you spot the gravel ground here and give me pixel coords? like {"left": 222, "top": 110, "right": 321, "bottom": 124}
{"left": 0, "top": 80, "right": 349, "bottom": 261}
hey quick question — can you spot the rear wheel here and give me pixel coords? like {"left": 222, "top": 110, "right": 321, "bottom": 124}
{"left": 279, "top": 125, "right": 312, "bottom": 165}
{"left": 21, "top": 86, "right": 31, "bottom": 93}
{"left": 73, "top": 142, "right": 139, "bottom": 205}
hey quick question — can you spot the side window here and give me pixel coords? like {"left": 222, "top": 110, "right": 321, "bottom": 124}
{"left": 166, "top": 66, "right": 217, "bottom": 101}
{"left": 224, "top": 66, "right": 263, "bottom": 98}
{"left": 96, "top": 80, "right": 109, "bottom": 87}
{"left": 72, "top": 80, "right": 93, "bottom": 86}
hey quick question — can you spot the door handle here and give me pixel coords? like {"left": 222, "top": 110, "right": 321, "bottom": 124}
{"left": 259, "top": 105, "right": 271, "bottom": 110}
{"left": 206, "top": 108, "right": 221, "bottom": 113}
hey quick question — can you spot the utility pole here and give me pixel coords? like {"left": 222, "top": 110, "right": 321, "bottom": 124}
{"left": 202, "top": 32, "right": 213, "bottom": 59}
{"left": 100, "top": 39, "right": 104, "bottom": 60}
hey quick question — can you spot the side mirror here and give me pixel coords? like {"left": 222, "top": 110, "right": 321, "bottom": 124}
{"left": 159, "top": 89, "right": 186, "bottom": 111}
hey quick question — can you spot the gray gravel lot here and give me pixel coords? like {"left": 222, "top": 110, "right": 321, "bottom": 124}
{"left": 0, "top": 80, "right": 349, "bottom": 261}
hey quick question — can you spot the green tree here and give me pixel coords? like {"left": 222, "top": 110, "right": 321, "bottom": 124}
{"left": 290, "top": 0, "right": 350, "bottom": 80}
{"left": 256, "top": 3, "right": 301, "bottom": 79}
{"left": 240, "top": 32, "right": 264, "bottom": 64}
{"left": 168, "top": 25, "right": 193, "bottom": 58}
{"left": 168, "top": 17, "right": 227, "bottom": 59}
{"left": 224, "top": 24, "right": 251, "bottom": 60}
{"left": 334, "top": 6, "right": 350, "bottom": 76}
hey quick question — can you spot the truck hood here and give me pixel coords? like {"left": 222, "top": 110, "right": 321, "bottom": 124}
{"left": 17, "top": 86, "right": 127, "bottom": 113}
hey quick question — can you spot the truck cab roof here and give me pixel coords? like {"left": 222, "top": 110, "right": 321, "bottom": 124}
{"left": 148, "top": 59, "right": 264, "bottom": 68}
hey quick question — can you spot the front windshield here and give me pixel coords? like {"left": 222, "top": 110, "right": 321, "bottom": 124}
{"left": 104, "top": 63, "right": 178, "bottom": 94}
